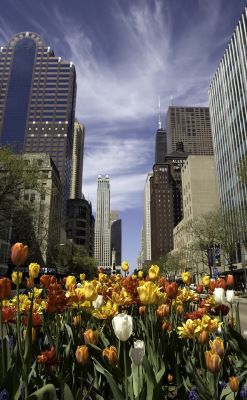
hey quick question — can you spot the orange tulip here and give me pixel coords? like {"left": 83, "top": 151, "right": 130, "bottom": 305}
{"left": 229, "top": 376, "right": 239, "bottom": 392}
{"left": 156, "top": 304, "right": 170, "bottom": 319}
{"left": 0, "top": 278, "right": 12, "bottom": 300}
{"left": 226, "top": 274, "right": 234, "bottom": 287}
{"left": 40, "top": 274, "right": 51, "bottom": 288}
{"left": 205, "top": 349, "right": 221, "bottom": 374}
{"left": 84, "top": 329, "right": 99, "bottom": 345}
{"left": 196, "top": 284, "right": 203, "bottom": 294}
{"left": 209, "top": 337, "right": 224, "bottom": 356}
{"left": 167, "top": 374, "right": 173, "bottom": 383}
{"left": 139, "top": 306, "right": 146, "bottom": 315}
{"left": 11, "top": 242, "right": 28, "bottom": 266}
{"left": 102, "top": 346, "right": 118, "bottom": 367}
{"left": 198, "top": 330, "right": 209, "bottom": 345}
{"left": 216, "top": 278, "right": 227, "bottom": 290}
{"left": 75, "top": 345, "right": 89, "bottom": 365}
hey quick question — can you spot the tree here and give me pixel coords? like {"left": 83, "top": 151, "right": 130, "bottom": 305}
{"left": 51, "top": 243, "right": 98, "bottom": 279}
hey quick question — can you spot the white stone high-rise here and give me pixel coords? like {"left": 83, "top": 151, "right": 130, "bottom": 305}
{"left": 94, "top": 175, "right": 111, "bottom": 267}
{"left": 70, "top": 121, "right": 85, "bottom": 199}
{"left": 143, "top": 173, "right": 152, "bottom": 261}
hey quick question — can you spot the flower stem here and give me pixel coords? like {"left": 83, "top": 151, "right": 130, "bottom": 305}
{"left": 0, "top": 300, "right": 5, "bottom": 377}
{"left": 123, "top": 341, "right": 128, "bottom": 400}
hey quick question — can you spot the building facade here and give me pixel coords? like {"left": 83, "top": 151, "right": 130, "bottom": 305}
{"left": 94, "top": 175, "right": 111, "bottom": 267}
{"left": 166, "top": 106, "right": 213, "bottom": 156}
{"left": 143, "top": 173, "right": 152, "bottom": 261}
{"left": 0, "top": 32, "right": 76, "bottom": 208}
{"left": 70, "top": 121, "right": 84, "bottom": 199}
{"left": 66, "top": 197, "right": 95, "bottom": 257}
{"left": 11, "top": 153, "right": 62, "bottom": 265}
{"left": 208, "top": 7, "right": 247, "bottom": 254}
{"left": 173, "top": 156, "right": 219, "bottom": 251}
{"left": 155, "top": 128, "right": 167, "bottom": 163}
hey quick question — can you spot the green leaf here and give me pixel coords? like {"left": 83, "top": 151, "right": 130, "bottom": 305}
{"left": 27, "top": 384, "right": 57, "bottom": 400}
{"left": 63, "top": 383, "right": 74, "bottom": 400}
{"left": 142, "top": 355, "right": 156, "bottom": 385}
{"left": 92, "top": 357, "right": 125, "bottom": 400}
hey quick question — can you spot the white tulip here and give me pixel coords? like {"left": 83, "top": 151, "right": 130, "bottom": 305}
{"left": 214, "top": 287, "right": 225, "bottom": 304}
{"left": 92, "top": 295, "right": 103, "bottom": 309}
{"left": 226, "top": 289, "right": 235, "bottom": 303}
{"left": 242, "top": 331, "right": 247, "bottom": 339}
{"left": 130, "top": 340, "right": 145, "bottom": 365}
{"left": 112, "top": 313, "right": 133, "bottom": 341}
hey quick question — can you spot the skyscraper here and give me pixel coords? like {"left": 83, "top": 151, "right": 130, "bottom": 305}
{"left": 94, "top": 175, "right": 111, "bottom": 267}
{"left": 0, "top": 32, "right": 76, "bottom": 203}
{"left": 155, "top": 129, "right": 167, "bottom": 163}
{"left": 70, "top": 121, "right": 84, "bottom": 199}
{"left": 166, "top": 106, "right": 213, "bottom": 155}
{"left": 209, "top": 6, "right": 247, "bottom": 255}
{"left": 143, "top": 173, "right": 152, "bottom": 261}
{"left": 110, "top": 212, "right": 122, "bottom": 267}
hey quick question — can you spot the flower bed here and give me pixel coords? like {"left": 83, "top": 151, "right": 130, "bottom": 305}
{"left": 0, "top": 244, "right": 246, "bottom": 399}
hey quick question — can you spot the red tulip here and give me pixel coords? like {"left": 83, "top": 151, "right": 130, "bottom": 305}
{"left": 166, "top": 282, "right": 178, "bottom": 299}
{"left": 0, "top": 278, "right": 12, "bottom": 300}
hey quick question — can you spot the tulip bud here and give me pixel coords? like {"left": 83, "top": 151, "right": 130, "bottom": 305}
{"left": 11, "top": 242, "right": 28, "bottom": 266}
{"left": 139, "top": 306, "right": 146, "bottom": 315}
{"left": 26, "top": 277, "right": 34, "bottom": 288}
{"left": 214, "top": 287, "right": 225, "bottom": 304}
{"left": 130, "top": 340, "right": 145, "bottom": 365}
{"left": 80, "top": 273, "right": 85, "bottom": 282}
{"left": 156, "top": 304, "right": 170, "bottom": 319}
{"left": 167, "top": 374, "right": 173, "bottom": 383}
{"left": 65, "top": 275, "right": 76, "bottom": 290}
{"left": 205, "top": 350, "right": 221, "bottom": 374}
{"left": 138, "top": 270, "right": 143, "bottom": 279}
{"left": 148, "top": 265, "right": 160, "bottom": 280}
{"left": 112, "top": 313, "right": 133, "bottom": 341}
{"left": 196, "top": 284, "right": 203, "bottom": 294}
{"left": 210, "top": 337, "right": 224, "bottom": 356}
{"left": 121, "top": 261, "right": 129, "bottom": 272}
{"left": 92, "top": 295, "right": 104, "bottom": 309}
{"left": 229, "top": 376, "right": 239, "bottom": 392}
{"left": 28, "top": 263, "right": 40, "bottom": 279}
{"left": 75, "top": 345, "right": 89, "bottom": 365}
{"left": 73, "top": 315, "right": 82, "bottom": 326}
{"left": 84, "top": 329, "right": 99, "bottom": 345}
{"left": 166, "top": 282, "right": 178, "bottom": 299}
{"left": 162, "top": 320, "right": 171, "bottom": 332}
{"left": 40, "top": 274, "right": 51, "bottom": 288}
{"left": 202, "top": 275, "right": 210, "bottom": 287}
{"left": 198, "top": 330, "right": 209, "bottom": 345}
{"left": 11, "top": 271, "right": 22, "bottom": 285}
{"left": 182, "top": 272, "right": 191, "bottom": 285}
{"left": 226, "top": 274, "right": 234, "bottom": 288}
{"left": 226, "top": 290, "right": 235, "bottom": 304}
{"left": 176, "top": 305, "right": 184, "bottom": 315}
{"left": 102, "top": 346, "right": 118, "bottom": 367}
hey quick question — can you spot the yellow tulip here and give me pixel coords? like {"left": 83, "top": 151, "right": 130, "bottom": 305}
{"left": 83, "top": 282, "right": 98, "bottom": 301}
{"left": 181, "top": 271, "right": 191, "bottom": 285}
{"left": 205, "top": 349, "right": 221, "bottom": 374}
{"left": 121, "top": 261, "right": 129, "bottom": 272}
{"left": 80, "top": 273, "right": 85, "bottom": 282}
{"left": 138, "top": 270, "right": 143, "bottom": 279}
{"left": 11, "top": 271, "right": 22, "bottom": 285}
{"left": 202, "top": 275, "right": 210, "bottom": 287}
{"left": 148, "top": 265, "right": 160, "bottom": 280}
{"left": 65, "top": 275, "right": 76, "bottom": 290}
{"left": 98, "top": 272, "right": 107, "bottom": 282}
{"left": 137, "top": 281, "right": 159, "bottom": 304}
{"left": 28, "top": 263, "right": 40, "bottom": 279}
{"left": 209, "top": 337, "right": 224, "bottom": 356}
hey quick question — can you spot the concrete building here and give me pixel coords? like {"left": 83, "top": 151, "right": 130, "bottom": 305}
{"left": 209, "top": 7, "right": 247, "bottom": 259}
{"left": 13, "top": 153, "right": 62, "bottom": 265}
{"left": 143, "top": 173, "right": 152, "bottom": 261}
{"left": 166, "top": 106, "right": 213, "bottom": 156}
{"left": 66, "top": 197, "right": 94, "bottom": 257}
{"left": 173, "top": 156, "right": 219, "bottom": 251}
{"left": 0, "top": 32, "right": 76, "bottom": 211}
{"left": 70, "top": 121, "right": 84, "bottom": 199}
{"left": 94, "top": 175, "right": 111, "bottom": 267}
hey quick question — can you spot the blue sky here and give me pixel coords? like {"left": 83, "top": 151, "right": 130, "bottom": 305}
{"left": 0, "top": 0, "right": 246, "bottom": 269}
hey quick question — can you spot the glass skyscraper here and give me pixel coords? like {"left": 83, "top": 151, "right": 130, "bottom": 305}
{"left": 0, "top": 31, "right": 76, "bottom": 201}
{"left": 209, "top": 7, "right": 247, "bottom": 247}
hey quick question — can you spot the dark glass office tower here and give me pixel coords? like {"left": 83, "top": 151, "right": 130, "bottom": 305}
{"left": 0, "top": 32, "right": 76, "bottom": 203}
{"left": 155, "top": 128, "right": 167, "bottom": 163}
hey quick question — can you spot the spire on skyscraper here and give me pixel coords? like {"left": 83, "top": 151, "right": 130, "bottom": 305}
{"left": 158, "top": 96, "right": 162, "bottom": 129}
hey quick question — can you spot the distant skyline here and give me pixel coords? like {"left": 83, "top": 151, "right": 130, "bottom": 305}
{"left": 0, "top": 0, "right": 246, "bottom": 268}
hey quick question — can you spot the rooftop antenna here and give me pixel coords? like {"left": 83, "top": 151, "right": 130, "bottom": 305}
{"left": 158, "top": 96, "right": 162, "bottom": 129}
{"left": 170, "top": 96, "right": 174, "bottom": 106}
